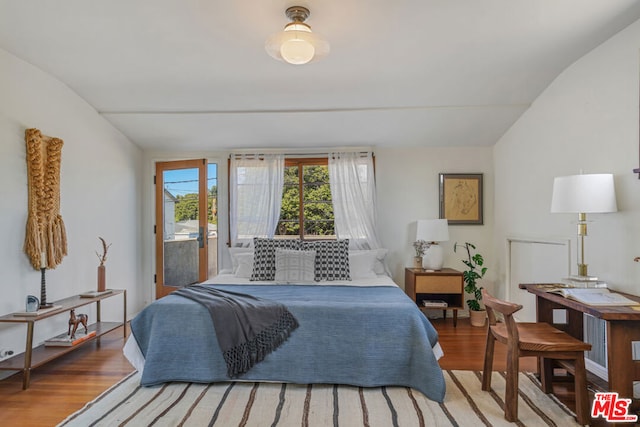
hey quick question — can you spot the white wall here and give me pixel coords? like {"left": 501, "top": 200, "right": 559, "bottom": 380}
{"left": 494, "top": 19, "right": 640, "bottom": 301}
{"left": 0, "top": 49, "right": 143, "bottom": 362}
{"left": 376, "top": 146, "right": 495, "bottom": 297}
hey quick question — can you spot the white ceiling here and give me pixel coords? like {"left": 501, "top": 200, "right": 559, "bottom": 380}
{"left": 2, "top": 1, "right": 640, "bottom": 151}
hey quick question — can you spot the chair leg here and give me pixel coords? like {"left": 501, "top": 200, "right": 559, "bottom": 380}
{"left": 504, "top": 348, "right": 520, "bottom": 422}
{"left": 573, "top": 355, "right": 589, "bottom": 426}
{"left": 540, "top": 357, "right": 554, "bottom": 393}
{"left": 481, "top": 332, "right": 495, "bottom": 391}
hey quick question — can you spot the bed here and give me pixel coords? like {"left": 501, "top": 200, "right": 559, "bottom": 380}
{"left": 124, "top": 243, "right": 446, "bottom": 403}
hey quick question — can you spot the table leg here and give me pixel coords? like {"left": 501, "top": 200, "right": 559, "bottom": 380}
{"left": 96, "top": 300, "right": 101, "bottom": 348}
{"left": 123, "top": 289, "right": 127, "bottom": 338}
{"left": 536, "top": 297, "right": 583, "bottom": 338}
{"left": 607, "top": 320, "right": 640, "bottom": 410}
{"left": 536, "top": 297, "right": 585, "bottom": 386}
{"left": 22, "top": 321, "right": 34, "bottom": 390}
{"left": 453, "top": 309, "right": 458, "bottom": 327}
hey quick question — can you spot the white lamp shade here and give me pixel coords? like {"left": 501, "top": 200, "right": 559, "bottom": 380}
{"left": 550, "top": 174, "right": 617, "bottom": 213}
{"left": 265, "top": 23, "right": 329, "bottom": 65}
{"left": 416, "top": 219, "right": 450, "bottom": 242}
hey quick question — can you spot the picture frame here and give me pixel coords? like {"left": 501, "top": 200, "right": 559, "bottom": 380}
{"left": 439, "top": 173, "right": 483, "bottom": 225}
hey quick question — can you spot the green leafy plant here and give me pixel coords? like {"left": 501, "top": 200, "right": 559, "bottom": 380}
{"left": 454, "top": 242, "right": 487, "bottom": 311}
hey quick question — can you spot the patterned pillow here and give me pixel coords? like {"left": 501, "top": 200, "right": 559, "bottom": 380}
{"left": 301, "top": 239, "right": 351, "bottom": 281}
{"left": 250, "top": 238, "right": 301, "bottom": 281}
{"left": 274, "top": 248, "right": 316, "bottom": 283}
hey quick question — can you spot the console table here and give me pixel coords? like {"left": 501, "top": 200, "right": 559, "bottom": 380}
{"left": 0, "top": 290, "right": 126, "bottom": 389}
{"left": 520, "top": 283, "right": 640, "bottom": 412}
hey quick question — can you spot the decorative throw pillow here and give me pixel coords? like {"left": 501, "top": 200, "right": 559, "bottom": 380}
{"left": 234, "top": 252, "right": 254, "bottom": 278}
{"left": 348, "top": 250, "right": 378, "bottom": 279}
{"left": 350, "top": 248, "right": 389, "bottom": 276}
{"left": 372, "top": 248, "right": 389, "bottom": 275}
{"left": 229, "top": 247, "right": 254, "bottom": 274}
{"left": 251, "top": 238, "right": 301, "bottom": 281}
{"left": 274, "top": 248, "right": 316, "bottom": 283}
{"left": 301, "top": 239, "right": 351, "bottom": 281}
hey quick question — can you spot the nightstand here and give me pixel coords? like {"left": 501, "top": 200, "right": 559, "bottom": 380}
{"left": 405, "top": 268, "right": 464, "bottom": 327}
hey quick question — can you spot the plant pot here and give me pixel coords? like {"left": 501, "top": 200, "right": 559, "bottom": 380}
{"left": 412, "top": 256, "right": 423, "bottom": 269}
{"left": 97, "top": 265, "right": 106, "bottom": 292}
{"left": 469, "top": 309, "right": 487, "bottom": 327}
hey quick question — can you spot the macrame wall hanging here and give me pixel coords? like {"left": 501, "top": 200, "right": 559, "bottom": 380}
{"left": 24, "top": 128, "right": 67, "bottom": 270}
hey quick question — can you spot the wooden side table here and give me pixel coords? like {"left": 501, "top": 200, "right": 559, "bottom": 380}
{"left": 405, "top": 268, "right": 464, "bottom": 326}
{"left": 0, "top": 290, "right": 126, "bottom": 389}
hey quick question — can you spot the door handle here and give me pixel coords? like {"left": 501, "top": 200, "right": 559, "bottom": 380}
{"left": 198, "top": 226, "right": 205, "bottom": 248}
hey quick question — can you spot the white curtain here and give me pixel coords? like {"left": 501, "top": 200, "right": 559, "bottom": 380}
{"left": 230, "top": 154, "right": 285, "bottom": 246}
{"left": 328, "top": 152, "right": 381, "bottom": 250}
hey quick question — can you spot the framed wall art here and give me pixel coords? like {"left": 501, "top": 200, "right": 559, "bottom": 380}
{"left": 439, "top": 173, "right": 483, "bottom": 225}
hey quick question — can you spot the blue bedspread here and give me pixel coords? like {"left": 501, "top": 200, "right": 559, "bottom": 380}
{"left": 130, "top": 284, "right": 446, "bottom": 403}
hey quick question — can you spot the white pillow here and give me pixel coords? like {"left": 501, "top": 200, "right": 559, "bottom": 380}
{"left": 350, "top": 249, "right": 388, "bottom": 275}
{"left": 349, "top": 251, "right": 378, "bottom": 279}
{"left": 274, "top": 248, "right": 316, "bottom": 283}
{"left": 229, "top": 247, "right": 254, "bottom": 273}
{"left": 234, "top": 252, "right": 254, "bottom": 278}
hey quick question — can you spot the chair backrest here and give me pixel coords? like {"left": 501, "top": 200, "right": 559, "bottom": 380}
{"left": 482, "top": 289, "right": 523, "bottom": 347}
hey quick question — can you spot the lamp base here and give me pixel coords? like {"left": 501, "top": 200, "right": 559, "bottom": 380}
{"left": 577, "top": 262, "right": 588, "bottom": 277}
{"left": 563, "top": 275, "right": 607, "bottom": 289}
{"left": 568, "top": 274, "right": 599, "bottom": 282}
{"left": 423, "top": 244, "right": 444, "bottom": 270}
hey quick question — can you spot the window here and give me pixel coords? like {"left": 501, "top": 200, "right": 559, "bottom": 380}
{"left": 276, "top": 158, "right": 335, "bottom": 239}
{"left": 228, "top": 152, "right": 378, "bottom": 247}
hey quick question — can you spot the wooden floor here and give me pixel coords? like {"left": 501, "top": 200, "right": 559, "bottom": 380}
{"left": 0, "top": 317, "right": 602, "bottom": 426}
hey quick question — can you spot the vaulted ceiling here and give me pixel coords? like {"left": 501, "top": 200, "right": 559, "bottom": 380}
{"left": 2, "top": 1, "right": 640, "bottom": 151}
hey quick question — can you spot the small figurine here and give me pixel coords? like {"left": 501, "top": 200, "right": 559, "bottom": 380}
{"left": 68, "top": 309, "right": 88, "bottom": 339}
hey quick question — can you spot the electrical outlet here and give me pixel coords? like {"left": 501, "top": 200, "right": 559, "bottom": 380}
{"left": 632, "top": 341, "right": 640, "bottom": 361}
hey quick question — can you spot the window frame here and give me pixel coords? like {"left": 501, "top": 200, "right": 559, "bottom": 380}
{"left": 280, "top": 157, "right": 335, "bottom": 240}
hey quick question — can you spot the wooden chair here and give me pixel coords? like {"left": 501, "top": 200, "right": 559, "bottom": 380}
{"left": 481, "top": 289, "right": 592, "bottom": 425}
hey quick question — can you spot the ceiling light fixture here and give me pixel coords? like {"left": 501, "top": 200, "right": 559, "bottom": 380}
{"left": 265, "top": 6, "right": 329, "bottom": 65}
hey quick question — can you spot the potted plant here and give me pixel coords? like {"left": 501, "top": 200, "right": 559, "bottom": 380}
{"left": 454, "top": 242, "right": 488, "bottom": 327}
{"left": 412, "top": 240, "right": 431, "bottom": 269}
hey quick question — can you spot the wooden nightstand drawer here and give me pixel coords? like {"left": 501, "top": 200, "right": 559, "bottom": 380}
{"left": 405, "top": 267, "right": 463, "bottom": 326}
{"left": 415, "top": 275, "right": 462, "bottom": 294}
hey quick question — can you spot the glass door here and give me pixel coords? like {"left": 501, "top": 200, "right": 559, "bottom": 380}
{"left": 155, "top": 159, "right": 214, "bottom": 299}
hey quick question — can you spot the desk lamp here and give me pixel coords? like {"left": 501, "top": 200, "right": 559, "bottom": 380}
{"left": 550, "top": 173, "right": 617, "bottom": 279}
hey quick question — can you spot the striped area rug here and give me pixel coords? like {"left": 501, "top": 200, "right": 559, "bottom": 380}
{"left": 58, "top": 370, "right": 580, "bottom": 426}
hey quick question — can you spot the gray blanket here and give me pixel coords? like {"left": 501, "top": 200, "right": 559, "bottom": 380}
{"left": 173, "top": 285, "right": 298, "bottom": 378}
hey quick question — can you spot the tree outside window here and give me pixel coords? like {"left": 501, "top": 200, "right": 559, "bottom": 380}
{"left": 277, "top": 159, "right": 335, "bottom": 239}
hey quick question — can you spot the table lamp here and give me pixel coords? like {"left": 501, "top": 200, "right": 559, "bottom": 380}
{"left": 550, "top": 173, "right": 617, "bottom": 279}
{"left": 416, "top": 219, "right": 450, "bottom": 270}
